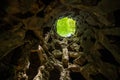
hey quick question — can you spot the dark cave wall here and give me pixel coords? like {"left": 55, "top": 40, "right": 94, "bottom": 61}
{"left": 0, "top": 0, "right": 120, "bottom": 80}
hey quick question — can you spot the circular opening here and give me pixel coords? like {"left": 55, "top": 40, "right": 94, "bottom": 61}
{"left": 56, "top": 17, "right": 76, "bottom": 37}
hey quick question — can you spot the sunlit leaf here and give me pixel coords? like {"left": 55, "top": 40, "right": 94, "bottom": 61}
{"left": 56, "top": 17, "right": 76, "bottom": 37}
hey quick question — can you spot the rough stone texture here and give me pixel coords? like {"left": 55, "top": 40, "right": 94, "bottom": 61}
{"left": 0, "top": 0, "right": 120, "bottom": 80}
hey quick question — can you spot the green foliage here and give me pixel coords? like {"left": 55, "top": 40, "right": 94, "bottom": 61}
{"left": 56, "top": 17, "right": 76, "bottom": 37}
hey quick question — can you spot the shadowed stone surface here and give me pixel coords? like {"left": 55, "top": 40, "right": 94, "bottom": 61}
{"left": 0, "top": 0, "right": 120, "bottom": 80}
